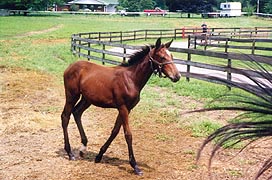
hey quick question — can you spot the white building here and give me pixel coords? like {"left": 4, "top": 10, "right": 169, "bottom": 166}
{"left": 220, "top": 2, "right": 242, "bottom": 17}
{"left": 68, "top": 0, "right": 118, "bottom": 12}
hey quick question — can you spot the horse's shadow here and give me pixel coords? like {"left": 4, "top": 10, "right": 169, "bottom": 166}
{"left": 56, "top": 148, "right": 153, "bottom": 174}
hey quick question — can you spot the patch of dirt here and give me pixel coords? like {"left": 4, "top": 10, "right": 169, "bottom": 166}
{"left": 15, "top": 24, "right": 63, "bottom": 38}
{"left": 0, "top": 66, "right": 271, "bottom": 180}
{"left": 31, "top": 38, "right": 68, "bottom": 45}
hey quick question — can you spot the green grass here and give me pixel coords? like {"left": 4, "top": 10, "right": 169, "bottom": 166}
{"left": 190, "top": 120, "right": 222, "bottom": 137}
{"left": 1, "top": 15, "right": 270, "bottom": 39}
{"left": 155, "top": 133, "right": 174, "bottom": 142}
{"left": 1, "top": 15, "right": 268, "bottom": 97}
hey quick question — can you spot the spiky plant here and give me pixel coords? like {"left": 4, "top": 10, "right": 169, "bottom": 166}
{"left": 197, "top": 58, "right": 272, "bottom": 179}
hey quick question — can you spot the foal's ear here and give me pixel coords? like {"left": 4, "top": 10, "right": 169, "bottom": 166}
{"left": 155, "top": 38, "right": 161, "bottom": 50}
{"left": 165, "top": 39, "right": 173, "bottom": 48}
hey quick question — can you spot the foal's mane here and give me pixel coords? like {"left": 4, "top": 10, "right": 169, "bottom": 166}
{"left": 121, "top": 45, "right": 154, "bottom": 67}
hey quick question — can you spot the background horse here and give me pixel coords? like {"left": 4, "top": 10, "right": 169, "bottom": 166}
{"left": 61, "top": 38, "right": 181, "bottom": 175}
{"left": 196, "top": 58, "right": 272, "bottom": 179}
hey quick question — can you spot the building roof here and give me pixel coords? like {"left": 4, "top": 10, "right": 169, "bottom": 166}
{"left": 102, "top": 0, "right": 118, "bottom": 4}
{"left": 68, "top": 0, "right": 118, "bottom": 5}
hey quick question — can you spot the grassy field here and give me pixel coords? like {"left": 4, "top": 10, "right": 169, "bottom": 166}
{"left": 1, "top": 15, "right": 270, "bottom": 94}
{"left": 1, "top": 14, "right": 270, "bottom": 128}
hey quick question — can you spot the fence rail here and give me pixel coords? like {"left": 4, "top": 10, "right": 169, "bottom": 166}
{"left": 189, "top": 35, "right": 272, "bottom": 54}
{"left": 71, "top": 27, "right": 272, "bottom": 88}
{"left": 74, "top": 27, "right": 272, "bottom": 43}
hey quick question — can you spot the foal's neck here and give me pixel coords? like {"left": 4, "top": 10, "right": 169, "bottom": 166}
{"left": 130, "top": 55, "right": 153, "bottom": 91}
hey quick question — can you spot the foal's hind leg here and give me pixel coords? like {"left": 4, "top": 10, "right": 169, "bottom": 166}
{"left": 61, "top": 94, "right": 80, "bottom": 160}
{"left": 95, "top": 113, "right": 123, "bottom": 163}
{"left": 72, "top": 97, "right": 91, "bottom": 158}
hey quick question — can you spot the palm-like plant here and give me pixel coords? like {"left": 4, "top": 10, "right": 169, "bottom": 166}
{"left": 197, "top": 58, "right": 272, "bottom": 179}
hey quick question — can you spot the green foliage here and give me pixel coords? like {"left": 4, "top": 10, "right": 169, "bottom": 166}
{"left": 264, "top": 0, "right": 272, "bottom": 13}
{"left": 242, "top": 1, "right": 255, "bottom": 16}
{"left": 166, "top": 0, "right": 217, "bottom": 13}
{"left": 118, "top": 0, "right": 166, "bottom": 12}
{"left": 0, "top": 0, "right": 64, "bottom": 10}
{"left": 148, "top": 76, "right": 229, "bottom": 100}
{"left": 139, "top": 0, "right": 154, "bottom": 11}
{"left": 70, "top": 4, "right": 79, "bottom": 11}
{"left": 190, "top": 120, "right": 222, "bottom": 137}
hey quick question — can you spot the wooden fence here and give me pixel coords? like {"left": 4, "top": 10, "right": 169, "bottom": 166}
{"left": 71, "top": 27, "right": 272, "bottom": 88}
{"left": 189, "top": 35, "right": 272, "bottom": 54}
{"left": 73, "top": 27, "right": 272, "bottom": 43}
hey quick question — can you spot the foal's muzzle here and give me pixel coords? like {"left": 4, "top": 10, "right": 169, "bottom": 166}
{"left": 169, "top": 72, "right": 181, "bottom": 82}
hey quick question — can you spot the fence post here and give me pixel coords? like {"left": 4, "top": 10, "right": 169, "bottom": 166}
{"left": 78, "top": 34, "right": 81, "bottom": 57}
{"left": 145, "top": 30, "right": 147, "bottom": 41}
{"left": 70, "top": 35, "right": 74, "bottom": 53}
{"left": 186, "top": 35, "right": 191, "bottom": 82}
{"left": 123, "top": 47, "right": 126, "bottom": 64}
{"left": 186, "top": 51, "right": 191, "bottom": 82}
{"left": 225, "top": 38, "right": 231, "bottom": 90}
{"left": 102, "top": 44, "right": 105, "bottom": 65}
{"left": 194, "top": 36, "right": 197, "bottom": 49}
{"left": 182, "top": 27, "right": 185, "bottom": 39}
{"left": 252, "top": 39, "right": 256, "bottom": 55}
{"left": 174, "top": 29, "right": 177, "bottom": 39}
{"left": 120, "top": 31, "right": 123, "bottom": 43}
{"left": 134, "top": 31, "right": 136, "bottom": 41}
{"left": 99, "top": 32, "right": 101, "bottom": 41}
{"left": 88, "top": 42, "right": 90, "bottom": 61}
{"left": 188, "top": 35, "right": 191, "bottom": 48}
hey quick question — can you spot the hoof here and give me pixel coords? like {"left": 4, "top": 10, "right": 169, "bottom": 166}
{"left": 95, "top": 155, "right": 102, "bottom": 163}
{"left": 79, "top": 144, "right": 87, "bottom": 158}
{"left": 134, "top": 166, "right": 143, "bottom": 176}
{"left": 79, "top": 151, "right": 85, "bottom": 158}
{"left": 69, "top": 155, "right": 76, "bottom": 161}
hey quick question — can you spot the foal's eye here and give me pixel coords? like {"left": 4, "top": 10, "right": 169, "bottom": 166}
{"left": 160, "top": 56, "right": 166, "bottom": 61}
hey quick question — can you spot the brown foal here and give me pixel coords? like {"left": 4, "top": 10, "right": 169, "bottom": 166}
{"left": 61, "top": 38, "right": 181, "bottom": 175}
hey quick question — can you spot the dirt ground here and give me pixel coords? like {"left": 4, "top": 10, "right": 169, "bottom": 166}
{"left": 0, "top": 65, "right": 271, "bottom": 180}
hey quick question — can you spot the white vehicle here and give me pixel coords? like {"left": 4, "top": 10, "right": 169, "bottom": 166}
{"left": 119, "top": 9, "right": 127, "bottom": 16}
{"left": 220, "top": 2, "right": 241, "bottom": 17}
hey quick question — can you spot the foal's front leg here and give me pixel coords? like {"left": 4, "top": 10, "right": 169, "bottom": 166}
{"left": 95, "top": 106, "right": 142, "bottom": 175}
{"left": 120, "top": 106, "right": 143, "bottom": 175}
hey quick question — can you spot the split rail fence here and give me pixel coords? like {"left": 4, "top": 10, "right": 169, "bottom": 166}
{"left": 71, "top": 27, "right": 272, "bottom": 89}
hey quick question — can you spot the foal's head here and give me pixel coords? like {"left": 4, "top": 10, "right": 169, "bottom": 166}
{"left": 149, "top": 38, "right": 181, "bottom": 82}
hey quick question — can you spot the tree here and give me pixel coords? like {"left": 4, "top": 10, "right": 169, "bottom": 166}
{"left": 126, "top": 0, "right": 141, "bottom": 12}
{"left": 166, "top": 0, "right": 216, "bottom": 13}
{"left": 264, "top": 0, "right": 272, "bottom": 13}
{"left": 0, "top": 0, "right": 65, "bottom": 10}
{"left": 242, "top": 1, "right": 255, "bottom": 15}
{"left": 155, "top": 0, "right": 167, "bottom": 9}
{"left": 139, "top": 0, "right": 167, "bottom": 10}
{"left": 139, "top": 0, "right": 154, "bottom": 11}
{"left": 118, "top": 0, "right": 159, "bottom": 12}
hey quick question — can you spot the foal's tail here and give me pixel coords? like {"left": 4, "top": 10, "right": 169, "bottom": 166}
{"left": 63, "top": 61, "right": 82, "bottom": 99}
{"left": 62, "top": 61, "right": 84, "bottom": 118}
